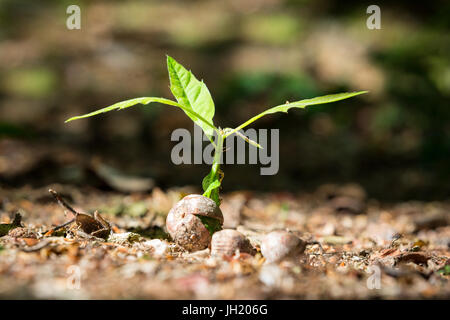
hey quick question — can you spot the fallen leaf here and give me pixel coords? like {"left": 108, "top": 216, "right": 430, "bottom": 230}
{"left": 395, "top": 252, "right": 431, "bottom": 265}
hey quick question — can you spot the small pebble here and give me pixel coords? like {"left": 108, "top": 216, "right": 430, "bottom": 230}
{"left": 261, "top": 230, "right": 306, "bottom": 263}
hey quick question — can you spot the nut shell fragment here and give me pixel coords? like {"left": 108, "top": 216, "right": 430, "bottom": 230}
{"left": 211, "top": 229, "right": 255, "bottom": 257}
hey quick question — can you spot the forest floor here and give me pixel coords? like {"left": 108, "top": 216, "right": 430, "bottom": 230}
{"left": 0, "top": 183, "right": 449, "bottom": 299}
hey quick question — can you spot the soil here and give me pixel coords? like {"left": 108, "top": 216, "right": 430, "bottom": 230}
{"left": 0, "top": 184, "right": 449, "bottom": 299}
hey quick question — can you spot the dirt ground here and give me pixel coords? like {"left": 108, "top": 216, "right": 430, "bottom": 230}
{"left": 0, "top": 183, "right": 449, "bottom": 299}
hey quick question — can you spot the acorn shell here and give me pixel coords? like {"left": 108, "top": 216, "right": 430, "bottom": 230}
{"left": 211, "top": 229, "right": 255, "bottom": 257}
{"left": 260, "top": 230, "right": 306, "bottom": 263}
{"left": 166, "top": 194, "right": 223, "bottom": 251}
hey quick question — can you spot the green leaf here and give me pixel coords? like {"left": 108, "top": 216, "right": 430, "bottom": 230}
{"left": 65, "top": 97, "right": 217, "bottom": 133}
{"left": 202, "top": 168, "right": 221, "bottom": 206}
{"left": 202, "top": 168, "right": 218, "bottom": 194}
{"left": 65, "top": 97, "right": 176, "bottom": 122}
{"left": 167, "top": 55, "right": 216, "bottom": 138}
{"left": 195, "top": 215, "right": 223, "bottom": 236}
{"left": 203, "top": 177, "right": 221, "bottom": 195}
{"left": 225, "top": 91, "right": 368, "bottom": 137}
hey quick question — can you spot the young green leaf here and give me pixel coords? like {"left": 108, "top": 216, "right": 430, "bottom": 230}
{"left": 167, "top": 55, "right": 216, "bottom": 138}
{"left": 65, "top": 97, "right": 217, "bottom": 133}
{"left": 202, "top": 178, "right": 221, "bottom": 197}
{"left": 202, "top": 167, "right": 221, "bottom": 206}
{"left": 202, "top": 160, "right": 222, "bottom": 206}
{"left": 224, "top": 91, "right": 368, "bottom": 137}
{"left": 65, "top": 97, "right": 177, "bottom": 122}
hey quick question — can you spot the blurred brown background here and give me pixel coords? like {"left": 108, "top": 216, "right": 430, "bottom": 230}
{"left": 0, "top": 0, "right": 449, "bottom": 200}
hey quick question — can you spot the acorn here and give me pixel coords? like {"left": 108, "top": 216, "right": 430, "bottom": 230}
{"left": 260, "top": 230, "right": 306, "bottom": 263}
{"left": 166, "top": 194, "right": 223, "bottom": 251}
{"left": 211, "top": 229, "right": 256, "bottom": 257}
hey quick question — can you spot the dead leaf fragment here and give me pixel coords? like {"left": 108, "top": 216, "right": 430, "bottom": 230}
{"left": 0, "top": 213, "right": 22, "bottom": 236}
{"left": 395, "top": 252, "right": 431, "bottom": 265}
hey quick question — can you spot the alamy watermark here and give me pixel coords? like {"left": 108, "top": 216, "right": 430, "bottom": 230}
{"left": 66, "top": 265, "right": 81, "bottom": 290}
{"left": 366, "top": 5, "right": 381, "bottom": 30}
{"left": 66, "top": 4, "right": 381, "bottom": 31}
{"left": 171, "top": 125, "right": 279, "bottom": 175}
{"left": 66, "top": 5, "right": 81, "bottom": 30}
{"left": 366, "top": 265, "right": 381, "bottom": 290}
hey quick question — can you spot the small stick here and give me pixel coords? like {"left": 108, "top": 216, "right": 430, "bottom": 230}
{"left": 48, "top": 189, "right": 79, "bottom": 216}
{"left": 46, "top": 189, "right": 79, "bottom": 233}
{"left": 46, "top": 218, "right": 76, "bottom": 233}
{"left": 22, "top": 239, "right": 51, "bottom": 252}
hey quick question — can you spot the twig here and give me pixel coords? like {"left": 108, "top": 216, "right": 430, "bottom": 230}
{"left": 45, "top": 218, "right": 76, "bottom": 234}
{"left": 48, "top": 189, "right": 79, "bottom": 216}
{"left": 45, "top": 189, "right": 79, "bottom": 234}
{"left": 21, "top": 239, "right": 51, "bottom": 252}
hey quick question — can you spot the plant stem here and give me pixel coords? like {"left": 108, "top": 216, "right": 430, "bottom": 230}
{"left": 212, "top": 130, "right": 224, "bottom": 175}
{"left": 203, "top": 130, "right": 224, "bottom": 205}
{"left": 210, "top": 130, "right": 224, "bottom": 203}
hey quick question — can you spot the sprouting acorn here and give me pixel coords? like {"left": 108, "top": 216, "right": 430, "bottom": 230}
{"left": 260, "top": 230, "right": 306, "bottom": 263}
{"left": 166, "top": 194, "right": 223, "bottom": 251}
{"left": 211, "top": 229, "right": 255, "bottom": 257}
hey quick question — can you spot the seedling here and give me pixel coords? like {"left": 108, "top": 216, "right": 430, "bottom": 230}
{"left": 66, "top": 56, "right": 367, "bottom": 206}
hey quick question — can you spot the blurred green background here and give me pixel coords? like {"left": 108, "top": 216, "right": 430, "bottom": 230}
{"left": 0, "top": 0, "right": 449, "bottom": 200}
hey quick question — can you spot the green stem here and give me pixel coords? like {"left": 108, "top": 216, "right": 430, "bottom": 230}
{"left": 211, "top": 131, "right": 224, "bottom": 201}
{"left": 203, "top": 130, "right": 224, "bottom": 205}
{"left": 212, "top": 131, "right": 223, "bottom": 176}
{"left": 223, "top": 115, "right": 263, "bottom": 138}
